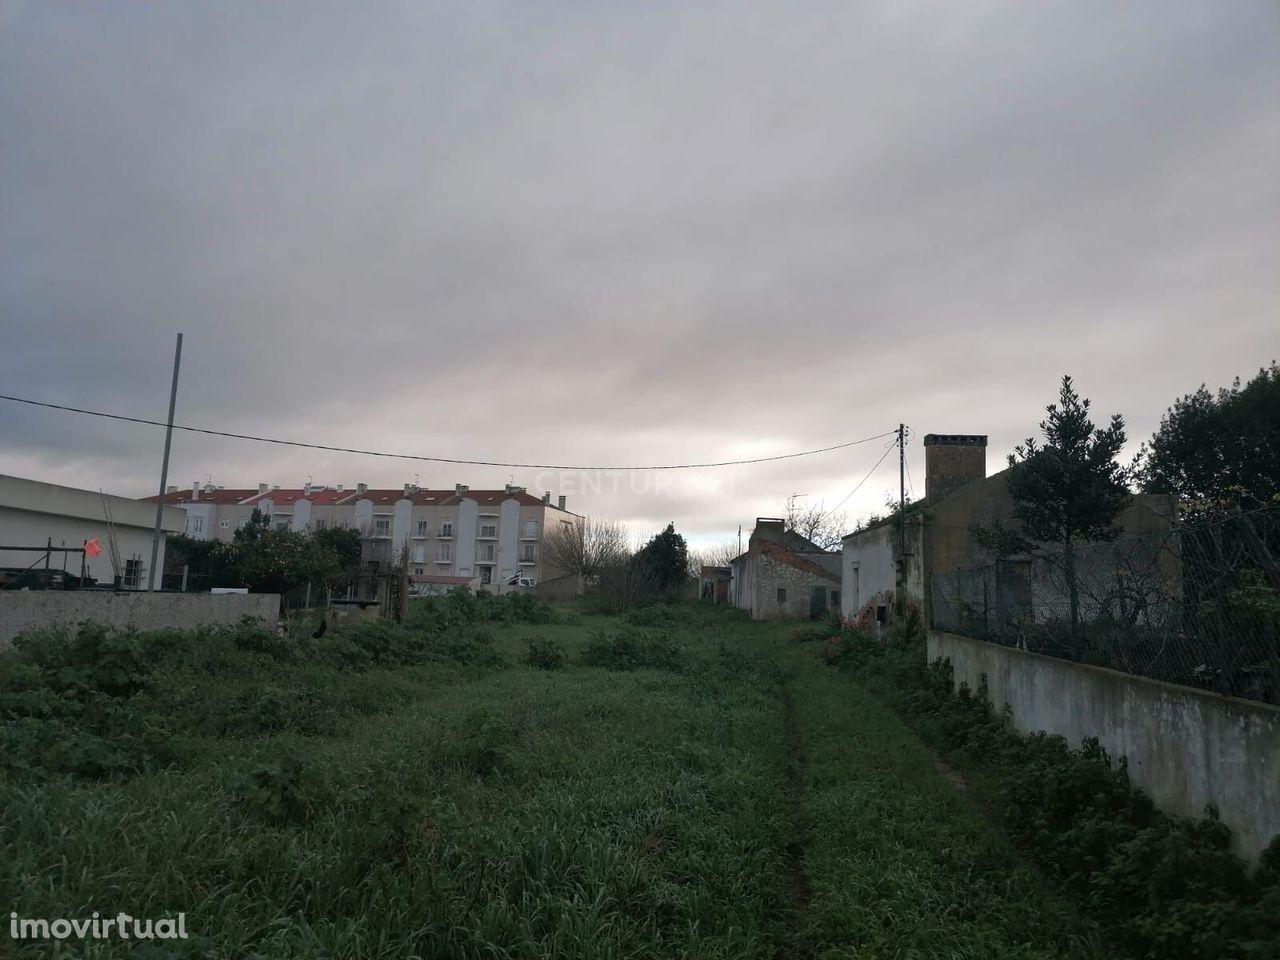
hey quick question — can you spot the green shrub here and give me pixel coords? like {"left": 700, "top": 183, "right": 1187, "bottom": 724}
{"left": 523, "top": 636, "right": 566, "bottom": 671}
{"left": 230, "top": 757, "right": 329, "bottom": 825}
{"left": 623, "top": 604, "right": 678, "bottom": 627}
{"left": 819, "top": 621, "right": 1280, "bottom": 959}
{"left": 581, "top": 627, "right": 684, "bottom": 672}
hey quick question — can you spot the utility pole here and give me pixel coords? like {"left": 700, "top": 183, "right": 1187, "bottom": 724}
{"left": 148, "top": 333, "right": 183, "bottom": 591}
{"left": 897, "top": 422, "right": 906, "bottom": 616}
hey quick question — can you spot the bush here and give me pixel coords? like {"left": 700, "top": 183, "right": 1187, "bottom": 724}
{"left": 816, "top": 620, "right": 1280, "bottom": 960}
{"left": 230, "top": 757, "right": 330, "bottom": 825}
{"left": 406, "top": 588, "right": 556, "bottom": 631}
{"left": 523, "top": 637, "right": 566, "bottom": 671}
{"left": 580, "top": 627, "right": 683, "bottom": 672}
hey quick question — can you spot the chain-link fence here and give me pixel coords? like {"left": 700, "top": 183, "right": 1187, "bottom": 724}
{"left": 930, "top": 506, "right": 1280, "bottom": 704}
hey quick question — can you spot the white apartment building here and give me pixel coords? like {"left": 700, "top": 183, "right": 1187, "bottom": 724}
{"left": 147, "top": 481, "right": 579, "bottom": 586}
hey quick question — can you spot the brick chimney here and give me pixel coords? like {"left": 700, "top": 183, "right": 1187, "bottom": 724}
{"left": 356, "top": 482, "right": 368, "bottom": 496}
{"left": 923, "top": 434, "right": 987, "bottom": 503}
{"left": 750, "top": 517, "right": 788, "bottom": 545}
{"left": 542, "top": 491, "right": 551, "bottom": 504}
{"left": 557, "top": 495, "right": 566, "bottom": 510}
{"left": 258, "top": 482, "right": 268, "bottom": 495}
{"left": 455, "top": 483, "right": 469, "bottom": 494}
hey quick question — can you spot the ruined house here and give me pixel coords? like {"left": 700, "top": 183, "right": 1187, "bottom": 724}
{"left": 729, "top": 519, "right": 841, "bottom": 621}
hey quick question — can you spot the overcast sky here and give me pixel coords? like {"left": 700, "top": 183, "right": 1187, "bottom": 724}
{"left": 2, "top": 0, "right": 1277, "bottom": 548}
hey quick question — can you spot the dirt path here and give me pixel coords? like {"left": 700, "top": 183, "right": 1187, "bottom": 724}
{"left": 775, "top": 681, "right": 815, "bottom": 960}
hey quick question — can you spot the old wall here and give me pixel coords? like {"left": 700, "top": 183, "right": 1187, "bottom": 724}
{"left": 0, "top": 591, "right": 280, "bottom": 649}
{"left": 751, "top": 551, "right": 839, "bottom": 621}
{"left": 929, "top": 630, "right": 1280, "bottom": 860}
{"left": 841, "top": 518, "right": 925, "bottom": 622}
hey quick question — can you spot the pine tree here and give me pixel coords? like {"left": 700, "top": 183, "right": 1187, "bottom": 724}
{"left": 1006, "top": 375, "right": 1132, "bottom": 644}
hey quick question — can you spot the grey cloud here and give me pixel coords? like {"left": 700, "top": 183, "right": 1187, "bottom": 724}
{"left": 2, "top": 0, "right": 1277, "bottom": 536}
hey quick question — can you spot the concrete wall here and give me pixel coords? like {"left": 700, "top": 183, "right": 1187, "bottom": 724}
{"left": 841, "top": 517, "right": 925, "bottom": 622}
{"left": 0, "top": 591, "right": 281, "bottom": 649}
{"left": 924, "top": 469, "right": 1176, "bottom": 579}
{"left": 534, "top": 574, "right": 584, "bottom": 601}
{"left": 928, "top": 630, "right": 1280, "bottom": 860}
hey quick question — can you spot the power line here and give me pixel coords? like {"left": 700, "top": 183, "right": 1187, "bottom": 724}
{"left": 0, "top": 393, "right": 896, "bottom": 472}
{"left": 829, "top": 440, "right": 897, "bottom": 513}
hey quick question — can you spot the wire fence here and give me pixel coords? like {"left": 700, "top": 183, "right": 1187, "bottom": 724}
{"left": 930, "top": 506, "right": 1280, "bottom": 705}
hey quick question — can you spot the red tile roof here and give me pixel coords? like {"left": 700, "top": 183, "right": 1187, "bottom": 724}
{"left": 144, "top": 486, "right": 577, "bottom": 513}
{"left": 142, "top": 488, "right": 259, "bottom": 506}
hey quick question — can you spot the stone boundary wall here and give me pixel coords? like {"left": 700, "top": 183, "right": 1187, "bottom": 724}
{"left": 0, "top": 591, "right": 280, "bottom": 649}
{"left": 928, "top": 630, "right": 1280, "bottom": 860}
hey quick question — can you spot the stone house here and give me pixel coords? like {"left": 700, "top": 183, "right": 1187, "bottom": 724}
{"left": 840, "top": 434, "right": 1177, "bottom": 628}
{"left": 729, "top": 519, "right": 841, "bottom": 621}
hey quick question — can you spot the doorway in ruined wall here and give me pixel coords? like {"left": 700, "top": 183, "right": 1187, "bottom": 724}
{"left": 809, "top": 586, "right": 827, "bottom": 619}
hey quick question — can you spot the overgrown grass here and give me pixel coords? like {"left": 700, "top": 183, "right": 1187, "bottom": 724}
{"left": 1, "top": 597, "right": 1112, "bottom": 957}
{"left": 806, "top": 623, "right": 1280, "bottom": 960}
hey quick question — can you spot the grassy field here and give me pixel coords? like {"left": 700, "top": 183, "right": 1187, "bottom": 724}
{"left": 1, "top": 599, "right": 1096, "bottom": 959}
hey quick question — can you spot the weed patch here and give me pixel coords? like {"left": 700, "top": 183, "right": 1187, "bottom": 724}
{"left": 522, "top": 636, "right": 566, "bottom": 671}
{"left": 809, "top": 623, "right": 1280, "bottom": 959}
{"left": 580, "top": 626, "right": 684, "bottom": 672}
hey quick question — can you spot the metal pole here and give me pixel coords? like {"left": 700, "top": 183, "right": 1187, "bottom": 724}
{"left": 897, "top": 423, "right": 906, "bottom": 616}
{"left": 45, "top": 537, "right": 52, "bottom": 589}
{"left": 149, "top": 333, "right": 183, "bottom": 591}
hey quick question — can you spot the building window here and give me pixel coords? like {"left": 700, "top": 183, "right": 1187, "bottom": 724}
{"left": 412, "top": 544, "right": 427, "bottom": 563}
{"left": 313, "top": 518, "right": 327, "bottom": 531}
{"left": 374, "top": 518, "right": 391, "bottom": 537}
{"left": 777, "top": 588, "right": 787, "bottom": 604}
{"left": 219, "top": 519, "right": 230, "bottom": 529}
{"left": 439, "top": 522, "right": 454, "bottom": 538}
{"left": 188, "top": 516, "right": 204, "bottom": 535}
{"left": 275, "top": 520, "right": 290, "bottom": 532}
{"left": 436, "top": 543, "right": 452, "bottom": 562}
{"left": 479, "top": 566, "right": 492, "bottom": 584}
{"left": 123, "top": 557, "right": 143, "bottom": 589}
{"left": 413, "top": 566, "right": 424, "bottom": 576}
{"left": 876, "top": 605, "right": 888, "bottom": 624}
{"left": 415, "top": 520, "right": 429, "bottom": 537}
{"left": 477, "top": 543, "right": 496, "bottom": 563}
{"left": 520, "top": 543, "right": 536, "bottom": 563}
{"left": 479, "top": 522, "right": 498, "bottom": 538}
{"left": 522, "top": 519, "right": 539, "bottom": 539}
{"left": 830, "top": 590, "right": 840, "bottom": 608}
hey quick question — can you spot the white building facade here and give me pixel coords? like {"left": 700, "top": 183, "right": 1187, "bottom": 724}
{"left": 1, "top": 474, "right": 184, "bottom": 589}
{"left": 148, "top": 481, "right": 579, "bottom": 587}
